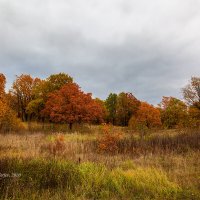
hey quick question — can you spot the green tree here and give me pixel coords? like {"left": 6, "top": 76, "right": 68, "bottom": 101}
{"left": 116, "top": 92, "right": 140, "bottom": 126}
{"left": 105, "top": 93, "right": 117, "bottom": 124}
{"left": 159, "top": 97, "right": 187, "bottom": 128}
{"left": 44, "top": 73, "right": 73, "bottom": 95}
{"left": 26, "top": 98, "right": 44, "bottom": 121}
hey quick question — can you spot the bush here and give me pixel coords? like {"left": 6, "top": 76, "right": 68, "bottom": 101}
{"left": 0, "top": 100, "right": 23, "bottom": 132}
{"left": 97, "top": 124, "right": 123, "bottom": 154}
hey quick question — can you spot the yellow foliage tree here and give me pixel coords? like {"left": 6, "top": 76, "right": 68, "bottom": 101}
{"left": 0, "top": 73, "right": 6, "bottom": 100}
{"left": 0, "top": 99, "right": 22, "bottom": 132}
{"left": 0, "top": 73, "right": 23, "bottom": 132}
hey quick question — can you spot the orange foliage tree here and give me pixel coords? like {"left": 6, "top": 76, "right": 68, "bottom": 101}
{"left": 94, "top": 98, "right": 108, "bottom": 123}
{"left": 11, "top": 74, "right": 41, "bottom": 121}
{"left": 129, "top": 102, "right": 162, "bottom": 130}
{"left": 0, "top": 73, "right": 6, "bottom": 100}
{"left": 42, "top": 83, "right": 104, "bottom": 130}
{"left": 0, "top": 74, "right": 22, "bottom": 131}
{"left": 0, "top": 100, "right": 22, "bottom": 132}
{"left": 27, "top": 73, "right": 73, "bottom": 121}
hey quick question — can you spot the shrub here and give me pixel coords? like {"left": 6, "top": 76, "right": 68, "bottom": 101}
{"left": 97, "top": 124, "right": 123, "bottom": 154}
{"left": 0, "top": 100, "right": 23, "bottom": 132}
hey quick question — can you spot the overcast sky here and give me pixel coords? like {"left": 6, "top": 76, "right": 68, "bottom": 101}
{"left": 0, "top": 0, "right": 200, "bottom": 104}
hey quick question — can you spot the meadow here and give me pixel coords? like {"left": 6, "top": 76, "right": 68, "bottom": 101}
{"left": 0, "top": 124, "right": 199, "bottom": 200}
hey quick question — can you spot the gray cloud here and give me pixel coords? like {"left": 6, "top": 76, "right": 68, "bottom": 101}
{"left": 0, "top": 0, "right": 200, "bottom": 104}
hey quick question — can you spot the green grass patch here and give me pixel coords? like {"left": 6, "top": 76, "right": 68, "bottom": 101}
{"left": 1, "top": 158, "right": 199, "bottom": 199}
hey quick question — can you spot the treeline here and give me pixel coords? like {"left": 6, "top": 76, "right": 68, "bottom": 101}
{"left": 0, "top": 73, "right": 199, "bottom": 131}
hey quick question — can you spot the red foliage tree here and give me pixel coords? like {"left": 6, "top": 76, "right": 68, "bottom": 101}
{"left": 42, "top": 83, "right": 104, "bottom": 129}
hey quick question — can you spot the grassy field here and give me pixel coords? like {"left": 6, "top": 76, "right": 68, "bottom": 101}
{"left": 0, "top": 124, "right": 199, "bottom": 200}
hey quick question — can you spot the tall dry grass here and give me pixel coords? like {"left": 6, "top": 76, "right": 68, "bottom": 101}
{"left": 0, "top": 126, "right": 199, "bottom": 199}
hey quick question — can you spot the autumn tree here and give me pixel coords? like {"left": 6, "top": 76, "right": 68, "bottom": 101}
{"left": 182, "top": 77, "right": 200, "bottom": 126}
{"left": 159, "top": 97, "right": 187, "bottom": 128}
{"left": 129, "top": 102, "right": 162, "bottom": 130}
{"left": 187, "top": 106, "right": 200, "bottom": 127}
{"left": 42, "top": 83, "right": 104, "bottom": 130}
{"left": 94, "top": 98, "right": 107, "bottom": 123}
{"left": 0, "top": 74, "right": 22, "bottom": 132}
{"left": 33, "top": 73, "right": 73, "bottom": 101}
{"left": 116, "top": 92, "right": 140, "bottom": 126}
{"left": 0, "top": 100, "right": 22, "bottom": 132}
{"left": 5, "top": 91, "right": 18, "bottom": 113}
{"left": 26, "top": 98, "right": 45, "bottom": 121}
{"left": 11, "top": 74, "right": 41, "bottom": 121}
{"left": 0, "top": 73, "right": 6, "bottom": 100}
{"left": 105, "top": 93, "right": 117, "bottom": 124}
{"left": 182, "top": 77, "right": 200, "bottom": 106}
{"left": 27, "top": 73, "right": 73, "bottom": 121}
{"left": 46, "top": 73, "right": 73, "bottom": 92}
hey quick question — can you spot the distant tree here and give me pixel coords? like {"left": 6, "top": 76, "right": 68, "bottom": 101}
{"left": 0, "top": 74, "right": 22, "bottom": 132}
{"left": 11, "top": 74, "right": 41, "bottom": 121}
{"left": 129, "top": 102, "right": 162, "bottom": 130}
{"left": 105, "top": 93, "right": 117, "bottom": 124}
{"left": 188, "top": 106, "right": 200, "bottom": 127}
{"left": 159, "top": 97, "right": 187, "bottom": 128}
{"left": 94, "top": 98, "right": 107, "bottom": 123}
{"left": 182, "top": 77, "right": 200, "bottom": 126}
{"left": 42, "top": 73, "right": 73, "bottom": 100}
{"left": 26, "top": 98, "right": 44, "bottom": 121}
{"left": 0, "top": 99, "right": 22, "bottom": 132}
{"left": 116, "top": 92, "right": 140, "bottom": 126}
{"left": 42, "top": 83, "right": 104, "bottom": 130}
{"left": 31, "top": 73, "right": 73, "bottom": 101}
{"left": 27, "top": 73, "right": 73, "bottom": 121}
{"left": 182, "top": 77, "right": 200, "bottom": 106}
{"left": 0, "top": 73, "right": 6, "bottom": 100}
{"left": 5, "top": 91, "right": 18, "bottom": 113}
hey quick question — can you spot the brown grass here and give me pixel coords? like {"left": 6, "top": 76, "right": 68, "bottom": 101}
{"left": 0, "top": 126, "right": 199, "bottom": 197}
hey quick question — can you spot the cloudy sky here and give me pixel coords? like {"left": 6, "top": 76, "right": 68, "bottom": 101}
{"left": 0, "top": 0, "right": 200, "bottom": 104}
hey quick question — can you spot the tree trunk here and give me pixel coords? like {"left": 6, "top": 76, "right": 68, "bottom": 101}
{"left": 69, "top": 123, "right": 73, "bottom": 131}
